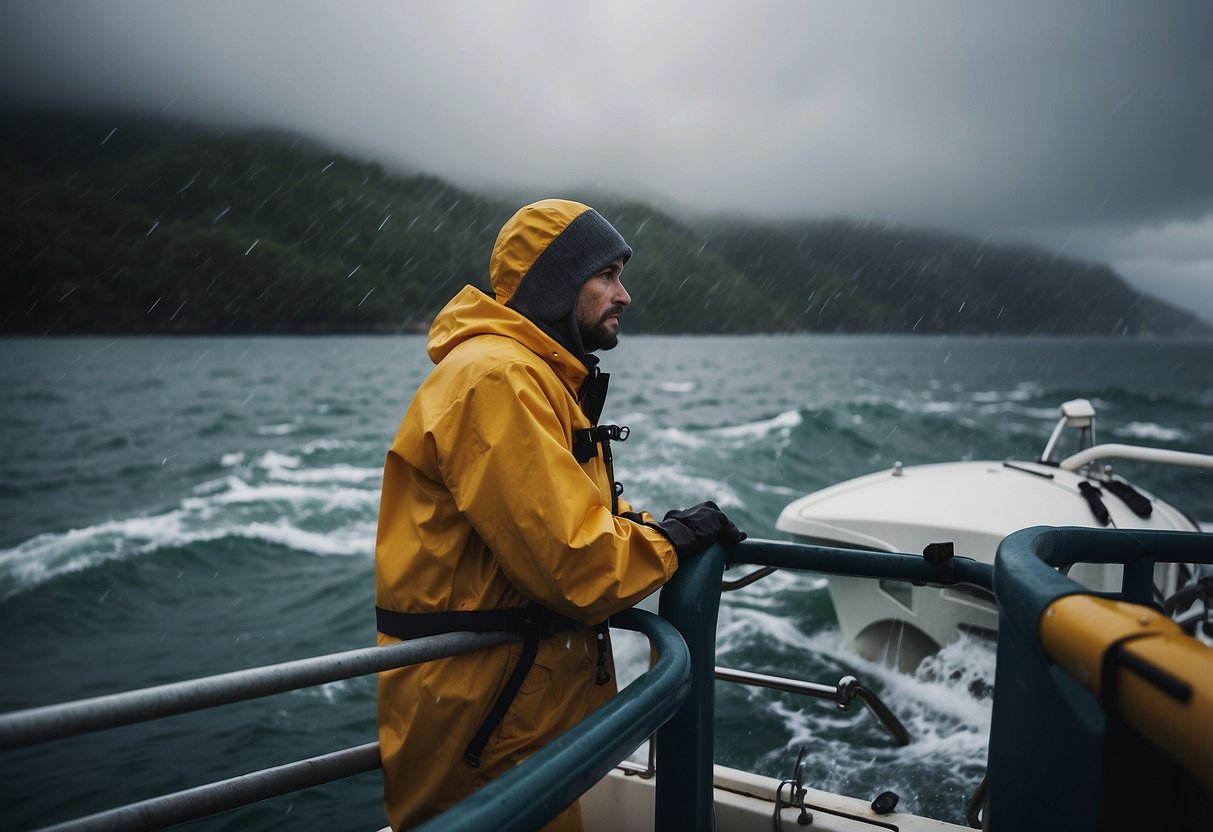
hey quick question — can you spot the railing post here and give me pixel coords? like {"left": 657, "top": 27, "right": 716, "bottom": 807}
{"left": 655, "top": 542, "right": 725, "bottom": 832}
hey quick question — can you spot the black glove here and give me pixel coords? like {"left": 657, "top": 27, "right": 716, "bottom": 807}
{"left": 649, "top": 501, "right": 746, "bottom": 560}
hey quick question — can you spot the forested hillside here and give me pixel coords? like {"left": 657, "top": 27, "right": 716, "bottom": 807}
{"left": 2, "top": 110, "right": 1207, "bottom": 336}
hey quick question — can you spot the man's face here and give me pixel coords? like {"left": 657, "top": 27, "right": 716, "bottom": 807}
{"left": 576, "top": 259, "right": 630, "bottom": 352}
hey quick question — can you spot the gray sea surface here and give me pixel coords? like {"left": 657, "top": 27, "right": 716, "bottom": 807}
{"left": 1, "top": 334, "right": 1211, "bottom": 829}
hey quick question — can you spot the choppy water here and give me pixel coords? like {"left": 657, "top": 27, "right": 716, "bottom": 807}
{"left": 1, "top": 335, "right": 1210, "bottom": 830}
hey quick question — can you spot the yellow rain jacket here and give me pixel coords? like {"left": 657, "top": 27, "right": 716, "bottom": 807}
{"left": 376, "top": 202, "right": 678, "bottom": 831}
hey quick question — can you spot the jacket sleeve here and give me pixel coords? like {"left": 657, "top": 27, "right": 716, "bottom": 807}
{"left": 429, "top": 359, "right": 678, "bottom": 623}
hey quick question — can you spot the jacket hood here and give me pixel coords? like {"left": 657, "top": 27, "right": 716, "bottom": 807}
{"left": 490, "top": 199, "right": 631, "bottom": 308}
{"left": 428, "top": 285, "right": 591, "bottom": 388}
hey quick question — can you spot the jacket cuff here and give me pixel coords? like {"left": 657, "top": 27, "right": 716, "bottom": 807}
{"left": 646, "top": 519, "right": 693, "bottom": 558}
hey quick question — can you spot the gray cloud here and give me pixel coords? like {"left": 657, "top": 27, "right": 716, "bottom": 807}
{"left": 3, "top": 0, "right": 1211, "bottom": 319}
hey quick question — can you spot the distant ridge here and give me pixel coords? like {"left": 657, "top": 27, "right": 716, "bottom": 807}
{"left": 2, "top": 109, "right": 1208, "bottom": 337}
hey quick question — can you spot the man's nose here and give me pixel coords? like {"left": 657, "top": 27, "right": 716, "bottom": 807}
{"left": 615, "top": 281, "right": 631, "bottom": 306}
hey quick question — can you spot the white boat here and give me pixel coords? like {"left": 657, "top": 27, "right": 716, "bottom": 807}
{"left": 775, "top": 399, "right": 1213, "bottom": 670}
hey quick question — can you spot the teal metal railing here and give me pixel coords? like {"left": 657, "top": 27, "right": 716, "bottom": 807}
{"left": 984, "top": 526, "right": 1213, "bottom": 832}
{"left": 0, "top": 609, "right": 688, "bottom": 832}
{"left": 417, "top": 607, "right": 690, "bottom": 831}
{"left": 2, "top": 537, "right": 998, "bottom": 831}
{"left": 649, "top": 537, "right": 994, "bottom": 832}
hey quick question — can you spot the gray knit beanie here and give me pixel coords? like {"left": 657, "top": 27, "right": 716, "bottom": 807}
{"left": 507, "top": 208, "right": 633, "bottom": 322}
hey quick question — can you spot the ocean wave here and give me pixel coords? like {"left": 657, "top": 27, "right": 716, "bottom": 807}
{"left": 183, "top": 476, "right": 378, "bottom": 511}
{"left": 710, "top": 410, "right": 802, "bottom": 441}
{"left": 257, "top": 450, "right": 302, "bottom": 470}
{"left": 0, "top": 510, "right": 374, "bottom": 601}
{"left": 643, "top": 411, "right": 803, "bottom": 458}
{"left": 0, "top": 473, "right": 377, "bottom": 600}
{"left": 1113, "top": 422, "right": 1188, "bottom": 443}
{"left": 620, "top": 466, "right": 744, "bottom": 510}
{"left": 760, "top": 629, "right": 993, "bottom": 812}
{"left": 968, "top": 382, "right": 1044, "bottom": 403}
{"left": 300, "top": 438, "right": 365, "bottom": 454}
{"left": 649, "top": 427, "right": 707, "bottom": 450}
{"left": 265, "top": 464, "right": 381, "bottom": 484}
{"left": 257, "top": 423, "right": 297, "bottom": 436}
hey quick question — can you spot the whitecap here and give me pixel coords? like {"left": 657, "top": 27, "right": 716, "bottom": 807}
{"left": 1115, "top": 422, "right": 1187, "bottom": 442}
{"left": 268, "top": 464, "right": 381, "bottom": 484}
{"left": 658, "top": 381, "right": 695, "bottom": 394}
{"left": 257, "top": 423, "right": 297, "bottom": 435}
{"left": 0, "top": 501, "right": 375, "bottom": 600}
{"left": 650, "top": 427, "right": 707, "bottom": 449}
{"left": 751, "top": 482, "right": 802, "bottom": 497}
{"left": 710, "top": 410, "right": 802, "bottom": 440}
{"left": 257, "top": 450, "right": 302, "bottom": 470}
{"left": 622, "top": 467, "right": 744, "bottom": 509}
{"left": 300, "top": 438, "right": 363, "bottom": 454}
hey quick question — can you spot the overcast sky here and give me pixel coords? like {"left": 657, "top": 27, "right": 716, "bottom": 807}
{"left": 4, "top": 1, "right": 1211, "bottom": 322}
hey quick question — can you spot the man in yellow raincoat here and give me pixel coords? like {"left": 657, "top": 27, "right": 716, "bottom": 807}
{"left": 375, "top": 199, "right": 745, "bottom": 830}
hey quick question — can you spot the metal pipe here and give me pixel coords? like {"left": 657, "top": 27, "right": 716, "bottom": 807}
{"left": 36, "top": 743, "right": 382, "bottom": 832}
{"left": 0, "top": 631, "right": 516, "bottom": 751}
{"left": 1059, "top": 443, "right": 1213, "bottom": 472}
{"left": 715, "top": 666, "right": 836, "bottom": 700}
{"left": 715, "top": 667, "right": 910, "bottom": 747}
{"left": 846, "top": 680, "right": 912, "bottom": 747}
{"left": 729, "top": 537, "right": 995, "bottom": 591}
{"left": 721, "top": 566, "right": 778, "bottom": 591}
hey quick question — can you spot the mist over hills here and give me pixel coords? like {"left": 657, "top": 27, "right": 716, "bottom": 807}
{"left": 2, "top": 110, "right": 1208, "bottom": 337}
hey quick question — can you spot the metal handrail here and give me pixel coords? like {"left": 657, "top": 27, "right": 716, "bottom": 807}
{"left": 38, "top": 743, "right": 383, "bottom": 832}
{"left": 985, "top": 526, "right": 1213, "bottom": 832}
{"left": 0, "top": 631, "right": 515, "bottom": 751}
{"left": 415, "top": 607, "right": 690, "bottom": 832}
{"left": 7, "top": 536, "right": 995, "bottom": 832}
{"left": 653, "top": 537, "right": 995, "bottom": 831}
{"left": 715, "top": 667, "right": 911, "bottom": 746}
{"left": 2, "top": 610, "right": 688, "bottom": 832}
{"left": 1058, "top": 443, "right": 1213, "bottom": 472}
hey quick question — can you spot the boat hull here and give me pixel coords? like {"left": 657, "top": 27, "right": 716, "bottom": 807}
{"left": 776, "top": 460, "right": 1196, "bottom": 668}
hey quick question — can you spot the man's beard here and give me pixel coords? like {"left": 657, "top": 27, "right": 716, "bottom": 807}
{"left": 577, "top": 306, "right": 625, "bottom": 352}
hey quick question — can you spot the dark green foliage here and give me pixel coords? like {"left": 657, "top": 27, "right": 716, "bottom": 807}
{"left": 2, "top": 110, "right": 1208, "bottom": 336}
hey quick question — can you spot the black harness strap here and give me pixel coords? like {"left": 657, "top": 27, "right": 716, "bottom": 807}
{"left": 375, "top": 602, "right": 608, "bottom": 767}
{"left": 573, "top": 424, "right": 630, "bottom": 514}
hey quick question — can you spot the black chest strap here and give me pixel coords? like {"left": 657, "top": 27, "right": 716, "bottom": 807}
{"left": 376, "top": 602, "right": 610, "bottom": 767}
{"left": 573, "top": 424, "right": 630, "bottom": 514}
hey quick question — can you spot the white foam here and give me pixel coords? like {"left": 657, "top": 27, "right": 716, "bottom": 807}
{"left": 235, "top": 517, "right": 371, "bottom": 557}
{"left": 622, "top": 467, "right": 744, "bottom": 510}
{"left": 258, "top": 450, "right": 302, "bottom": 470}
{"left": 650, "top": 427, "right": 707, "bottom": 449}
{"left": 745, "top": 628, "right": 993, "bottom": 806}
{"left": 969, "top": 383, "right": 1040, "bottom": 404}
{"left": 751, "top": 482, "right": 803, "bottom": 497}
{"left": 0, "top": 505, "right": 376, "bottom": 600}
{"left": 659, "top": 381, "right": 696, "bottom": 394}
{"left": 1116, "top": 422, "right": 1187, "bottom": 442}
{"left": 267, "top": 464, "right": 382, "bottom": 484}
{"left": 185, "top": 477, "right": 378, "bottom": 510}
{"left": 300, "top": 438, "right": 364, "bottom": 454}
{"left": 257, "top": 423, "right": 297, "bottom": 436}
{"left": 0, "top": 465, "right": 381, "bottom": 599}
{"left": 711, "top": 410, "right": 802, "bottom": 440}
